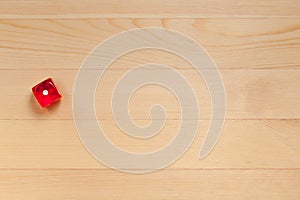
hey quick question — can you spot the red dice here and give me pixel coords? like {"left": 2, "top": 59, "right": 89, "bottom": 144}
{"left": 32, "top": 78, "right": 62, "bottom": 108}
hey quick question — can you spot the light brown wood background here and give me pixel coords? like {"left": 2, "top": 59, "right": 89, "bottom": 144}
{"left": 0, "top": 0, "right": 300, "bottom": 199}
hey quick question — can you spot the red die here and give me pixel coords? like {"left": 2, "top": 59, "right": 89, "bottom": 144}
{"left": 32, "top": 78, "right": 62, "bottom": 108}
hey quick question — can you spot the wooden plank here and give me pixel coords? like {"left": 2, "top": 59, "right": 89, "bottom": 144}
{"left": 0, "top": 120, "right": 299, "bottom": 169}
{"left": 1, "top": 1, "right": 299, "bottom": 199}
{"left": 0, "top": 19, "right": 299, "bottom": 70}
{"left": 0, "top": 0, "right": 300, "bottom": 19}
{"left": 0, "top": 69, "right": 299, "bottom": 120}
{"left": 0, "top": 169, "right": 299, "bottom": 199}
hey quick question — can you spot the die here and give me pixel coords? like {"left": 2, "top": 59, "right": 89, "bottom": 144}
{"left": 32, "top": 78, "right": 62, "bottom": 108}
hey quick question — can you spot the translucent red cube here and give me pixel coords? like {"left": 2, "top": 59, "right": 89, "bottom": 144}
{"left": 32, "top": 78, "right": 62, "bottom": 108}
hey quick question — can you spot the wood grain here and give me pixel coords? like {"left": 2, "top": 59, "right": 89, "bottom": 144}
{"left": 0, "top": 1, "right": 299, "bottom": 199}
{"left": 0, "top": 120, "right": 299, "bottom": 169}
{"left": 0, "top": 69, "right": 299, "bottom": 120}
{"left": 0, "top": 19, "right": 299, "bottom": 70}
{"left": 0, "top": 0, "right": 300, "bottom": 18}
{"left": 0, "top": 170, "right": 299, "bottom": 199}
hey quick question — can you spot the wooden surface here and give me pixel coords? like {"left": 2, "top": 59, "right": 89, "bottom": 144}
{"left": 0, "top": 1, "right": 299, "bottom": 199}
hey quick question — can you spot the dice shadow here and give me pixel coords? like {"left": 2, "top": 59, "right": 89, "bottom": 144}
{"left": 29, "top": 94, "right": 62, "bottom": 116}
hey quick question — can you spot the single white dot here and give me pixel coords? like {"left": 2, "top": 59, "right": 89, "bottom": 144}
{"left": 42, "top": 90, "right": 48, "bottom": 96}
